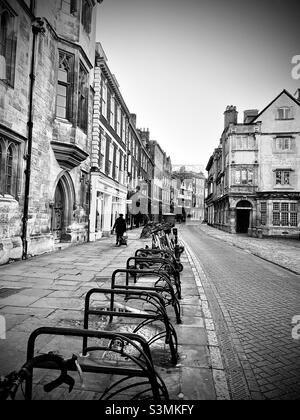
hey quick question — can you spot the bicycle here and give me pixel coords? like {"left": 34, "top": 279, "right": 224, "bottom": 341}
{"left": 0, "top": 352, "right": 82, "bottom": 400}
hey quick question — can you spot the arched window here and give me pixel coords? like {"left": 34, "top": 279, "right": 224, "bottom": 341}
{"left": 5, "top": 144, "right": 13, "bottom": 195}
{"left": 0, "top": 135, "right": 20, "bottom": 198}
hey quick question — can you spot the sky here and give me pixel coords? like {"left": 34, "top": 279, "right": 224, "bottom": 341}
{"left": 96, "top": 0, "right": 300, "bottom": 170}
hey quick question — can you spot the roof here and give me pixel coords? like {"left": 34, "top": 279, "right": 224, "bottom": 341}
{"left": 249, "top": 89, "right": 300, "bottom": 123}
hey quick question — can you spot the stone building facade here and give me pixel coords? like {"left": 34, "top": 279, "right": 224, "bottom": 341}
{"left": 0, "top": 0, "right": 102, "bottom": 264}
{"left": 205, "top": 90, "right": 300, "bottom": 238}
{"left": 90, "top": 43, "right": 127, "bottom": 239}
{"left": 136, "top": 128, "right": 154, "bottom": 224}
{"left": 192, "top": 174, "right": 206, "bottom": 221}
{"left": 90, "top": 43, "right": 154, "bottom": 238}
{"left": 127, "top": 121, "right": 153, "bottom": 229}
{"left": 172, "top": 167, "right": 206, "bottom": 222}
{"left": 162, "top": 156, "right": 172, "bottom": 216}
{"left": 148, "top": 141, "right": 163, "bottom": 222}
{"left": 0, "top": 0, "right": 29, "bottom": 264}
{"left": 147, "top": 140, "right": 172, "bottom": 222}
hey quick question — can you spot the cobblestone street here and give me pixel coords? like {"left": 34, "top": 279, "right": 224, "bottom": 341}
{"left": 197, "top": 223, "right": 300, "bottom": 275}
{"left": 182, "top": 224, "right": 300, "bottom": 400}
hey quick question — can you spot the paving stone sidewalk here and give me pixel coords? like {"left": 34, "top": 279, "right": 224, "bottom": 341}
{"left": 196, "top": 224, "right": 300, "bottom": 275}
{"left": 0, "top": 229, "right": 219, "bottom": 400}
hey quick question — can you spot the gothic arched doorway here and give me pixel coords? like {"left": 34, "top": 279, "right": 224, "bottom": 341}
{"left": 53, "top": 180, "right": 64, "bottom": 242}
{"left": 236, "top": 200, "right": 252, "bottom": 233}
{"left": 52, "top": 173, "right": 75, "bottom": 243}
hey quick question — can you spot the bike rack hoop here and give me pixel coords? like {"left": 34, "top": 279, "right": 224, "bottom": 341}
{"left": 25, "top": 326, "right": 168, "bottom": 401}
{"left": 124, "top": 260, "right": 182, "bottom": 301}
{"left": 84, "top": 288, "right": 179, "bottom": 364}
{"left": 110, "top": 268, "right": 182, "bottom": 316}
{"left": 135, "top": 248, "right": 182, "bottom": 268}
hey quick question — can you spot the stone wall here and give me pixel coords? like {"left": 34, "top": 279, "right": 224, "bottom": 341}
{"left": 0, "top": 0, "right": 98, "bottom": 264}
{"left": 0, "top": 0, "right": 32, "bottom": 264}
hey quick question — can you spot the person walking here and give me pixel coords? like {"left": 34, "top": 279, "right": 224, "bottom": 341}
{"left": 112, "top": 214, "right": 127, "bottom": 246}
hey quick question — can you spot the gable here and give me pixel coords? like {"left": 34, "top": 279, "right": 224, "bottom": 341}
{"left": 250, "top": 90, "right": 300, "bottom": 132}
{"left": 250, "top": 90, "right": 300, "bottom": 124}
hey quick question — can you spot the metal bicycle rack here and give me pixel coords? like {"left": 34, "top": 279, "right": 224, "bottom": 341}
{"left": 19, "top": 229, "right": 187, "bottom": 400}
{"left": 83, "top": 288, "right": 179, "bottom": 364}
{"left": 107, "top": 268, "right": 181, "bottom": 324}
{"left": 25, "top": 327, "right": 169, "bottom": 401}
{"left": 135, "top": 248, "right": 184, "bottom": 272}
{"left": 126, "top": 256, "right": 182, "bottom": 300}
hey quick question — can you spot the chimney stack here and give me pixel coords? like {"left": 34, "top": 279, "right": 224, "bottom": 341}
{"left": 295, "top": 89, "right": 300, "bottom": 102}
{"left": 224, "top": 105, "right": 238, "bottom": 129}
{"left": 137, "top": 128, "right": 150, "bottom": 148}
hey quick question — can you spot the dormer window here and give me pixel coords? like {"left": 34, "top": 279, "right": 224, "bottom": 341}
{"left": 276, "top": 107, "right": 292, "bottom": 120}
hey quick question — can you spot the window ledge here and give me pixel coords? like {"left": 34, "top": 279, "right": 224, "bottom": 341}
{"left": 231, "top": 149, "right": 258, "bottom": 152}
{"left": 273, "top": 186, "right": 294, "bottom": 190}
{"left": 55, "top": 117, "right": 73, "bottom": 126}
{"left": 0, "top": 194, "right": 17, "bottom": 202}
{"left": 231, "top": 184, "right": 255, "bottom": 187}
{"left": 273, "top": 150, "right": 294, "bottom": 154}
{"left": 0, "top": 78, "right": 14, "bottom": 88}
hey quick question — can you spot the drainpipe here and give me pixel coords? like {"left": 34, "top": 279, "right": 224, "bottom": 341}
{"left": 87, "top": 170, "right": 92, "bottom": 243}
{"left": 21, "top": 18, "right": 45, "bottom": 260}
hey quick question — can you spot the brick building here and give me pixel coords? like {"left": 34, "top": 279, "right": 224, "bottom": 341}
{"left": 0, "top": 0, "right": 102, "bottom": 264}
{"left": 206, "top": 90, "right": 300, "bottom": 238}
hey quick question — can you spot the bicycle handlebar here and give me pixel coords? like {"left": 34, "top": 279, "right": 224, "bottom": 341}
{"left": 0, "top": 352, "right": 79, "bottom": 400}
